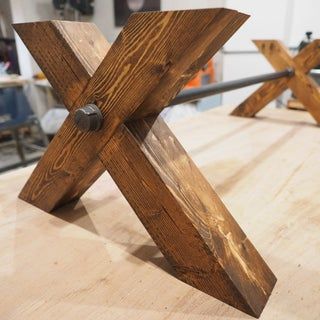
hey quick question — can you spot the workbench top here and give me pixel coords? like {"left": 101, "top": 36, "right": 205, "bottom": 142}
{"left": 0, "top": 75, "right": 29, "bottom": 88}
{"left": 1, "top": 106, "right": 319, "bottom": 320}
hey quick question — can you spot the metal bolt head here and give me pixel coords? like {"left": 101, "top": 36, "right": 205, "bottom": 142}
{"left": 74, "top": 104, "right": 103, "bottom": 132}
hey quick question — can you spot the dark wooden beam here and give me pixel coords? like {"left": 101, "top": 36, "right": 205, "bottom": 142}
{"left": 14, "top": 11, "right": 276, "bottom": 317}
{"left": 15, "top": 9, "right": 249, "bottom": 211}
{"left": 100, "top": 115, "right": 276, "bottom": 317}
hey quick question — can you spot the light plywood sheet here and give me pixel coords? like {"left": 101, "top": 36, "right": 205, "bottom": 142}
{"left": 0, "top": 106, "right": 319, "bottom": 320}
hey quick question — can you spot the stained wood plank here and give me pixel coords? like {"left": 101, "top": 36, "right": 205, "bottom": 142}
{"left": 99, "top": 115, "right": 276, "bottom": 318}
{"left": 254, "top": 40, "right": 320, "bottom": 124}
{"left": 13, "top": 21, "right": 110, "bottom": 108}
{"left": 231, "top": 40, "right": 320, "bottom": 122}
{"left": 230, "top": 78, "right": 288, "bottom": 117}
{"left": 254, "top": 39, "right": 320, "bottom": 74}
{"left": 294, "top": 39, "right": 320, "bottom": 71}
{"left": 14, "top": 12, "right": 279, "bottom": 316}
{"left": 131, "top": 10, "right": 249, "bottom": 119}
{"left": 15, "top": 9, "right": 248, "bottom": 211}
{"left": 286, "top": 72, "right": 320, "bottom": 124}
{"left": 13, "top": 21, "right": 109, "bottom": 209}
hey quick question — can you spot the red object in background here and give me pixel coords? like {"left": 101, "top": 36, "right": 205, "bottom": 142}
{"left": 184, "top": 59, "right": 215, "bottom": 89}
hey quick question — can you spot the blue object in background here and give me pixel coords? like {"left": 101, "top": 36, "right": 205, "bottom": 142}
{"left": 0, "top": 87, "right": 34, "bottom": 129}
{"left": 0, "top": 87, "right": 48, "bottom": 173}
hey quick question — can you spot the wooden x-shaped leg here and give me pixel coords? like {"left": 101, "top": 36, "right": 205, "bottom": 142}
{"left": 231, "top": 40, "right": 320, "bottom": 123}
{"left": 14, "top": 9, "right": 275, "bottom": 317}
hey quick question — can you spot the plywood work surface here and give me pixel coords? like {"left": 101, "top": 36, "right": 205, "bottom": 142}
{"left": 0, "top": 106, "right": 319, "bottom": 320}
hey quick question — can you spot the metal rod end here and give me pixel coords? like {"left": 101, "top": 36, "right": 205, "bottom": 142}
{"left": 74, "top": 104, "right": 103, "bottom": 132}
{"left": 286, "top": 67, "right": 295, "bottom": 77}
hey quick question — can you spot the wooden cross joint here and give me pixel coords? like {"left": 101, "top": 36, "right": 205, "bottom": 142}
{"left": 231, "top": 39, "right": 320, "bottom": 123}
{"left": 14, "top": 9, "right": 275, "bottom": 317}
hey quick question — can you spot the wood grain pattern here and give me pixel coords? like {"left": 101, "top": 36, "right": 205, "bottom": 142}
{"left": 254, "top": 40, "right": 320, "bottom": 123}
{"left": 13, "top": 10, "right": 277, "bottom": 317}
{"left": 15, "top": 9, "right": 248, "bottom": 211}
{"left": 13, "top": 21, "right": 109, "bottom": 209}
{"left": 1, "top": 106, "right": 319, "bottom": 320}
{"left": 13, "top": 21, "right": 110, "bottom": 109}
{"left": 294, "top": 39, "right": 320, "bottom": 71}
{"left": 230, "top": 78, "right": 288, "bottom": 117}
{"left": 131, "top": 9, "right": 249, "bottom": 119}
{"left": 14, "top": 11, "right": 277, "bottom": 316}
{"left": 231, "top": 40, "right": 320, "bottom": 123}
{"left": 99, "top": 115, "right": 276, "bottom": 317}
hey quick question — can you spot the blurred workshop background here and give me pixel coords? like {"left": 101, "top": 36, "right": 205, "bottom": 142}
{"left": 0, "top": 0, "right": 319, "bottom": 173}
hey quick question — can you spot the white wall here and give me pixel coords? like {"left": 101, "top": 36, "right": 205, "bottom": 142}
{"left": 92, "top": 0, "right": 225, "bottom": 42}
{"left": 91, "top": 0, "right": 118, "bottom": 41}
{"left": 289, "top": 0, "right": 320, "bottom": 46}
{"left": 9, "top": 0, "right": 58, "bottom": 116}
{"left": 222, "top": 0, "right": 320, "bottom": 106}
{"left": 0, "top": 0, "right": 14, "bottom": 38}
{"left": 224, "top": 0, "right": 291, "bottom": 51}
{"left": 10, "top": 0, "right": 56, "bottom": 77}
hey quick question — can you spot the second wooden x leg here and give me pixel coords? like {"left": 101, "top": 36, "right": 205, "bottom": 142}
{"left": 231, "top": 39, "right": 320, "bottom": 123}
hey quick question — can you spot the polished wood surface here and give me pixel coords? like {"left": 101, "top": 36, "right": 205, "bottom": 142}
{"left": 100, "top": 115, "right": 275, "bottom": 317}
{"left": 13, "top": 12, "right": 278, "bottom": 317}
{"left": 14, "top": 20, "right": 111, "bottom": 210}
{"left": 231, "top": 39, "right": 320, "bottom": 123}
{"left": 14, "top": 9, "right": 249, "bottom": 212}
{"left": 1, "top": 106, "right": 319, "bottom": 320}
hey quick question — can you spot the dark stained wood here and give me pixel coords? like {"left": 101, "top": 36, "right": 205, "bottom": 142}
{"left": 231, "top": 40, "right": 320, "bottom": 123}
{"left": 99, "top": 116, "right": 276, "bottom": 318}
{"left": 131, "top": 9, "right": 249, "bottom": 119}
{"left": 230, "top": 78, "right": 288, "bottom": 117}
{"left": 14, "top": 21, "right": 109, "bottom": 209}
{"left": 14, "top": 11, "right": 276, "bottom": 317}
{"left": 15, "top": 9, "right": 249, "bottom": 211}
{"left": 13, "top": 21, "right": 110, "bottom": 109}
